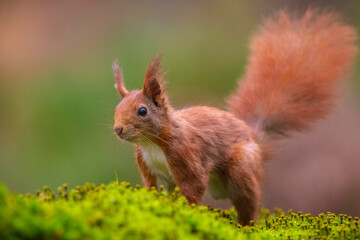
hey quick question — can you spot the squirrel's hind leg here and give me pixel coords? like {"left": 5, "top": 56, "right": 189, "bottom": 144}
{"left": 226, "top": 142, "right": 263, "bottom": 225}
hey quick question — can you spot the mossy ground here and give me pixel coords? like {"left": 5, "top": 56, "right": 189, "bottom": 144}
{"left": 0, "top": 182, "right": 359, "bottom": 240}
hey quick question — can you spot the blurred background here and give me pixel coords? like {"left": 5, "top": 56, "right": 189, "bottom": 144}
{"left": 0, "top": 0, "right": 359, "bottom": 216}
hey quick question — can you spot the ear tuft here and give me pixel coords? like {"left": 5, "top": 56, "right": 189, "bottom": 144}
{"left": 143, "top": 54, "right": 166, "bottom": 106}
{"left": 145, "top": 54, "right": 163, "bottom": 81}
{"left": 113, "top": 60, "right": 129, "bottom": 98}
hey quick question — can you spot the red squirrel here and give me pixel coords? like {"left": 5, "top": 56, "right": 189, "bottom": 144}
{"left": 112, "top": 10, "right": 357, "bottom": 225}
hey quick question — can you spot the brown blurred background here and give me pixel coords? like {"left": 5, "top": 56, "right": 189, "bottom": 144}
{"left": 0, "top": 0, "right": 359, "bottom": 216}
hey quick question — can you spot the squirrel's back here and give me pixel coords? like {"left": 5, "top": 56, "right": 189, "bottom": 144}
{"left": 175, "top": 106, "right": 254, "bottom": 147}
{"left": 227, "top": 9, "right": 358, "bottom": 140}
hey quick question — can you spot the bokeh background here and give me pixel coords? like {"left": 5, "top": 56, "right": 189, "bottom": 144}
{"left": 1, "top": 0, "right": 360, "bottom": 216}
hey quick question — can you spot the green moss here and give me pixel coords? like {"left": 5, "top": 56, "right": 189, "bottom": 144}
{"left": 0, "top": 182, "right": 359, "bottom": 240}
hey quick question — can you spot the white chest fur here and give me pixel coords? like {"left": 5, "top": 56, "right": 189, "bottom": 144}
{"left": 138, "top": 143, "right": 173, "bottom": 184}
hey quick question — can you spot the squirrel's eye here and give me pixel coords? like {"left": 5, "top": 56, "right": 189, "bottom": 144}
{"left": 138, "top": 107, "right": 147, "bottom": 116}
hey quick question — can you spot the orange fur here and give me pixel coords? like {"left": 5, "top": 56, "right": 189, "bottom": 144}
{"left": 227, "top": 9, "right": 358, "bottom": 139}
{"left": 113, "top": 9, "right": 357, "bottom": 225}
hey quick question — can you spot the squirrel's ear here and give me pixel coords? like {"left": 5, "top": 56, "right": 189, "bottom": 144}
{"left": 113, "top": 60, "right": 129, "bottom": 98}
{"left": 143, "top": 54, "right": 164, "bottom": 107}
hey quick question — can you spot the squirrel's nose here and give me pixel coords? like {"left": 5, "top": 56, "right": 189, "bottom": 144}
{"left": 114, "top": 126, "right": 124, "bottom": 136}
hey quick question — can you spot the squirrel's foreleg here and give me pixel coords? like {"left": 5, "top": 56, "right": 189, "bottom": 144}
{"left": 135, "top": 146, "right": 157, "bottom": 188}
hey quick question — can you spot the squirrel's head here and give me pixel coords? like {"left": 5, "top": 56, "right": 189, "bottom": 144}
{"left": 113, "top": 55, "right": 171, "bottom": 143}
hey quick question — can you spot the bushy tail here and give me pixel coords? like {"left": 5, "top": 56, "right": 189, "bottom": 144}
{"left": 227, "top": 9, "right": 357, "bottom": 140}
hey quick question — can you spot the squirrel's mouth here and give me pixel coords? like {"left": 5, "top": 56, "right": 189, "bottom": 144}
{"left": 114, "top": 127, "right": 154, "bottom": 144}
{"left": 114, "top": 126, "right": 137, "bottom": 142}
{"left": 115, "top": 132, "right": 142, "bottom": 143}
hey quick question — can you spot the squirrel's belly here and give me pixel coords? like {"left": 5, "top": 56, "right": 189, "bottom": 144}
{"left": 138, "top": 143, "right": 174, "bottom": 187}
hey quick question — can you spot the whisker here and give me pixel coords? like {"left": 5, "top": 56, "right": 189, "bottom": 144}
{"left": 97, "top": 123, "right": 115, "bottom": 127}
{"left": 108, "top": 132, "right": 117, "bottom": 140}
{"left": 140, "top": 134, "right": 157, "bottom": 146}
